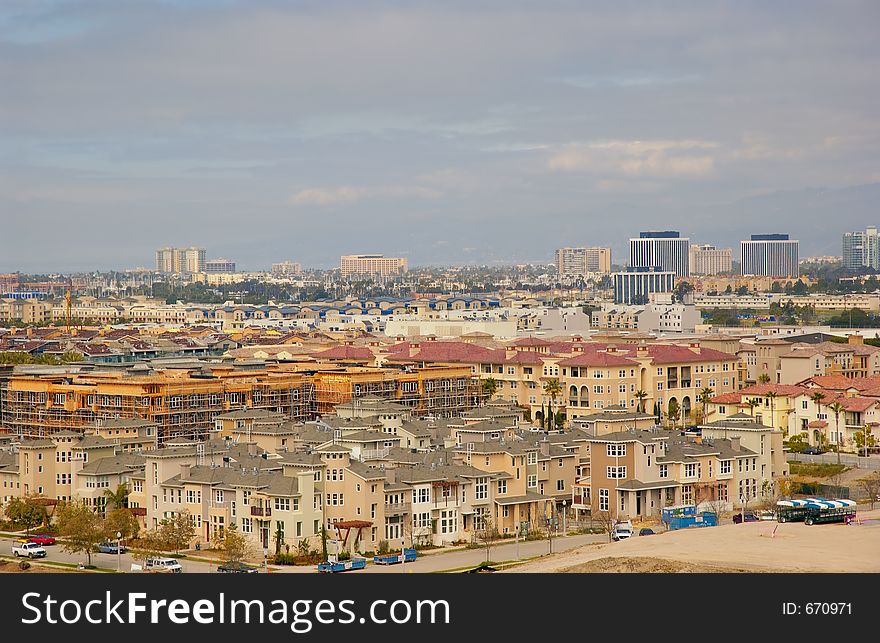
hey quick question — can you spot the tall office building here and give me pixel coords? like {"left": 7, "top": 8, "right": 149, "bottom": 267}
{"left": 689, "top": 245, "right": 733, "bottom": 276}
{"left": 629, "top": 231, "right": 689, "bottom": 277}
{"left": 205, "top": 259, "right": 236, "bottom": 273}
{"left": 555, "top": 247, "right": 612, "bottom": 278}
{"left": 272, "top": 261, "right": 302, "bottom": 277}
{"left": 740, "top": 234, "right": 799, "bottom": 277}
{"left": 340, "top": 254, "right": 408, "bottom": 277}
{"left": 155, "top": 247, "right": 206, "bottom": 275}
{"left": 156, "top": 248, "right": 175, "bottom": 273}
{"left": 842, "top": 227, "right": 879, "bottom": 270}
{"left": 612, "top": 268, "right": 676, "bottom": 304}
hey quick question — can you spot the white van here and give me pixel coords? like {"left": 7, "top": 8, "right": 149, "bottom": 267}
{"left": 611, "top": 521, "right": 633, "bottom": 541}
{"left": 144, "top": 557, "right": 183, "bottom": 573}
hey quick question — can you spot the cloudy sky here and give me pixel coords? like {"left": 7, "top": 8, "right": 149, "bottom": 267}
{"left": 2, "top": 0, "right": 878, "bottom": 271}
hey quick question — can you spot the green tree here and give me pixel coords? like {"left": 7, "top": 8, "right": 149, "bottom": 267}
{"left": 766, "top": 391, "right": 778, "bottom": 430}
{"left": 828, "top": 401, "right": 846, "bottom": 465}
{"left": 222, "top": 522, "right": 250, "bottom": 564}
{"left": 810, "top": 391, "right": 826, "bottom": 423}
{"left": 481, "top": 377, "right": 498, "bottom": 402}
{"left": 543, "top": 378, "right": 562, "bottom": 432}
{"left": 103, "top": 483, "right": 129, "bottom": 512}
{"left": 667, "top": 399, "right": 681, "bottom": 429}
{"left": 746, "top": 398, "right": 760, "bottom": 418}
{"left": 758, "top": 373, "right": 771, "bottom": 384}
{"left": 635, "top": 390, "right": 648, "bottom": 414}
{"left": 57, "top": 500, "right": 105, "bottom": 567}
{"left": 699, "top": 387, "right": 714, "bottom": 424}
{"left": 3, "top": 496, "right": 46, "bottom": 535}
{"left": 273, "top": 522, "right": 285, "bottom": 558}
{"left": 854, "top": 425, "right": 877, "bottom": 457}
{"left": 158, "top": 511, "right": 196, "bottom": 554}
{"left": 104, "top": 508, "right": 140, "bottom": 541}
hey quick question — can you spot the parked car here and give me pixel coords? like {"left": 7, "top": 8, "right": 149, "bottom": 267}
{"left": 144, "top": 557, "right": 182, "bottom": 573}
{"left": 611, "top": 520, "right": 633, "bottom": 541}
{"left": 733, "top": 512, "right": 759, "bottom": 523}
{"left": 638, "top": 528, "right": 655, "bottom": 536}
{"left": 28, "top": 535, "right": 56, "bottom": 546}
{"left": 217, "top": 561, "right": 259, "bottom": 574}
{"left": 803, "top": 447, "right": 825, "bottom": 455}
{"left": 97, "top": 542, "right": 127, "bottom": 554}
{"left": 13, "top": 542, "right": 47, "bottom": 558}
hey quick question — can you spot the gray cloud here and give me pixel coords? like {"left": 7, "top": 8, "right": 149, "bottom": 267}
{"left": 0, "top": 0, "right": 878, "bottom": 271}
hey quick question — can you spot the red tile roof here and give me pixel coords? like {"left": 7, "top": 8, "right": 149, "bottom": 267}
{"left": 808, "top": 420, "right": 828, "bottom": 428}
{"left": 505, "top": 351, "right": 545, "bottom": 365}
{"left": 638, "top": 344, "right": 738, "bottom": 364}
{"left": 737, "top": 384, "right": 807, "bottom": 397}
{"left": 710, "top": 392, "right": 743, "bottom": 404}
{"left": 512, "top": 337, "right": 553, "bottom": 347}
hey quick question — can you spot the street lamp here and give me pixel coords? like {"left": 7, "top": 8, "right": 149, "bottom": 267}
{"left": 116, "top": 531, "right": 122, "bottom": 573}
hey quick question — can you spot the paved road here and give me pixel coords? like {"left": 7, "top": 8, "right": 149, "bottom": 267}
{"left": 1, "top": 537, "right": 219, "bottom": 573}
{"left": 360, "top": 533, "right": 608, "bottom": 573}
{"left": 2, "top": 532, "right": 609, "bottom": 574}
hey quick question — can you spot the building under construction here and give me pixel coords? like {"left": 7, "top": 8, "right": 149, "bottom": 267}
{"left": 0, "top": 365, "right": 314, "bottom": 443}
{"left": 311, "top": 364, "right": 481, "bottom": 418}
{"left": 0, "top": 361, "right": 481, "bottom": 442}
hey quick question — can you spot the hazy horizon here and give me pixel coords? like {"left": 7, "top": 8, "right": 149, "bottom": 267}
{"left": 2, "top": 1, "right": 879, "bottom": 272}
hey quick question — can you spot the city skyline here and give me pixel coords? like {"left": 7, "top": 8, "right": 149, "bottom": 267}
{"left": 2, "top": 1, "right": 879, "bottom": 272}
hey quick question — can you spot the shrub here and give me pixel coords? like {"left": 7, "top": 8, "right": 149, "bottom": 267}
{"left": 338, "top": 551, "right": 351, "bottom": 561}
{"left": 19, "top": 561, "right": 31, "bottom": 571}
{"left": 377, "top": 540, "right": 390, "bottom": 555}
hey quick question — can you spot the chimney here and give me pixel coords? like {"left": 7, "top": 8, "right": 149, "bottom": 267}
{"left": 572, "top": 336, "right": 582, "bottom": 343}
{"left": 688, "top": 342, "right": 701, "bottom": 353}
{"left": 849, "top": 334, "right": 864, "bottom": 345}
{"left": 385, "top": 467, "right": 396, "bottom": 483}
{"left": 573, "top": 345, "right": 584, "bottom": 353}
{"left": 179, "top": 463, "right": 191, "bottom": 480}
{"left": 730, "top": 436, "right": 741, "bottom": 451}
{"left": 540, "top": 439, "right": 550, "bottom": 456}
{"left": 606, "top": 346, "right": 617, "bottom": 354}
{"left": 636, "top": 345, "right": 649, "bottom": 357}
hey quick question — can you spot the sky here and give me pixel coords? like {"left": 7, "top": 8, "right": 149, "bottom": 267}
{"left": 1, "top": 0, "right": 879, "bottom": 272}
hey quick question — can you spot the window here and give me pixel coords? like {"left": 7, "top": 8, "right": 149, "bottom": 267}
{"left": 497, "top": 480, "right": 507, "bottom": 494}
{"left": 528, "top": 452, "right": 537, "bottom": 465}
{"left": 606, "top": 444, "right": 626, "bottom": 457}
{"left": 684, "top": 463, "right": 697, "bottom": 478}
{"left": 599, "top": 488, "right": 609, "bottom": 511}
{"left": 527, "top": 474, "right": 537, "bottom": 488}
{"left": 556, "top": 479, "right": 565, "bottom": 491}
{"left": 412, "top": 488, "right": 430, "bottom": 504}
{"left": 440, "top": 510, "right": 457, "bottom": 534}
{"left": 475, "top": 478, "right": 488, "bottom": 500}
{"left": 720, "top": 460, "right": 731, "bottom": 475}
{"left": 241, "top": 518, "right": 252, "bottom": 534}
{"left": 606, "top": 466, "right": 627, "bottom": 479}
{"left": 659, "top": 464, "right": 668, "bottom": 479}
{"left": 274, "top": 498, "right": 290, "bottom": 512}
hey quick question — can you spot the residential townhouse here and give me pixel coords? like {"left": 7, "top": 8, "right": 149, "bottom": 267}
{"left": 699, "top": 413, "right": 789, "bottom": 492}
{"left": 571, "top": 430, "right": 762, "bottom": 521}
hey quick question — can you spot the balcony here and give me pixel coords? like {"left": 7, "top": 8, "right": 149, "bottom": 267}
{"left": 384, "top": 502, "right": 412, "bottom": 516}
{"left": 250, "top": 506, "right": 272, "bottom": 517}
{"left": 360, "top": 447, "right": 391, "bottom": 461}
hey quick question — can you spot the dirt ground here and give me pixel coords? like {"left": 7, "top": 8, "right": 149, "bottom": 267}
{"left": 0, "top": 562, "right": 78, "bottom": 573}
{"left": 508, "top": 508, "right": 880, "bottom": 573}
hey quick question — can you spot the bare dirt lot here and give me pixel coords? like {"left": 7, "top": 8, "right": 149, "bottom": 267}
{"left": 508, "top": 509, "right": 880, "bottom": 573}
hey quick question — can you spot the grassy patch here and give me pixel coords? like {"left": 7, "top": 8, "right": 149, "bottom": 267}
{"left": 787, "top": 462, "right": 849, "bottom": 478}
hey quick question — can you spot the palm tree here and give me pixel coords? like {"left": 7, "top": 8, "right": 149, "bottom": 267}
{"left": 758, "top": 373, "right": 771, "bottom": 384}
{"left": 745, "top": 398, "right": 759, "bottom": 418}
{"left": 634, "top": 390, "right": 648, "bottom": 414}
{"left": 766, "top": 391, "right": 778, "bottom": 430}
{"left": 481, "top": 377, "right": 498, "bottom": 403}
{"left": 103, "top": 483, "right": 129, "bottom": 513}
{"left": 828, "top": 401, "right": 845, "bottom": 466}
{"left": 699, "top": 387, "right": 714, "bottom": 424}
{"left": 543, "top": 378, "right": 562, "bottom": 432}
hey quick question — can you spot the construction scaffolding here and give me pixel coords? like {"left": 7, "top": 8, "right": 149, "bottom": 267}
{"left": 0, "top": 369, "right": 314, "bottom": 444}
